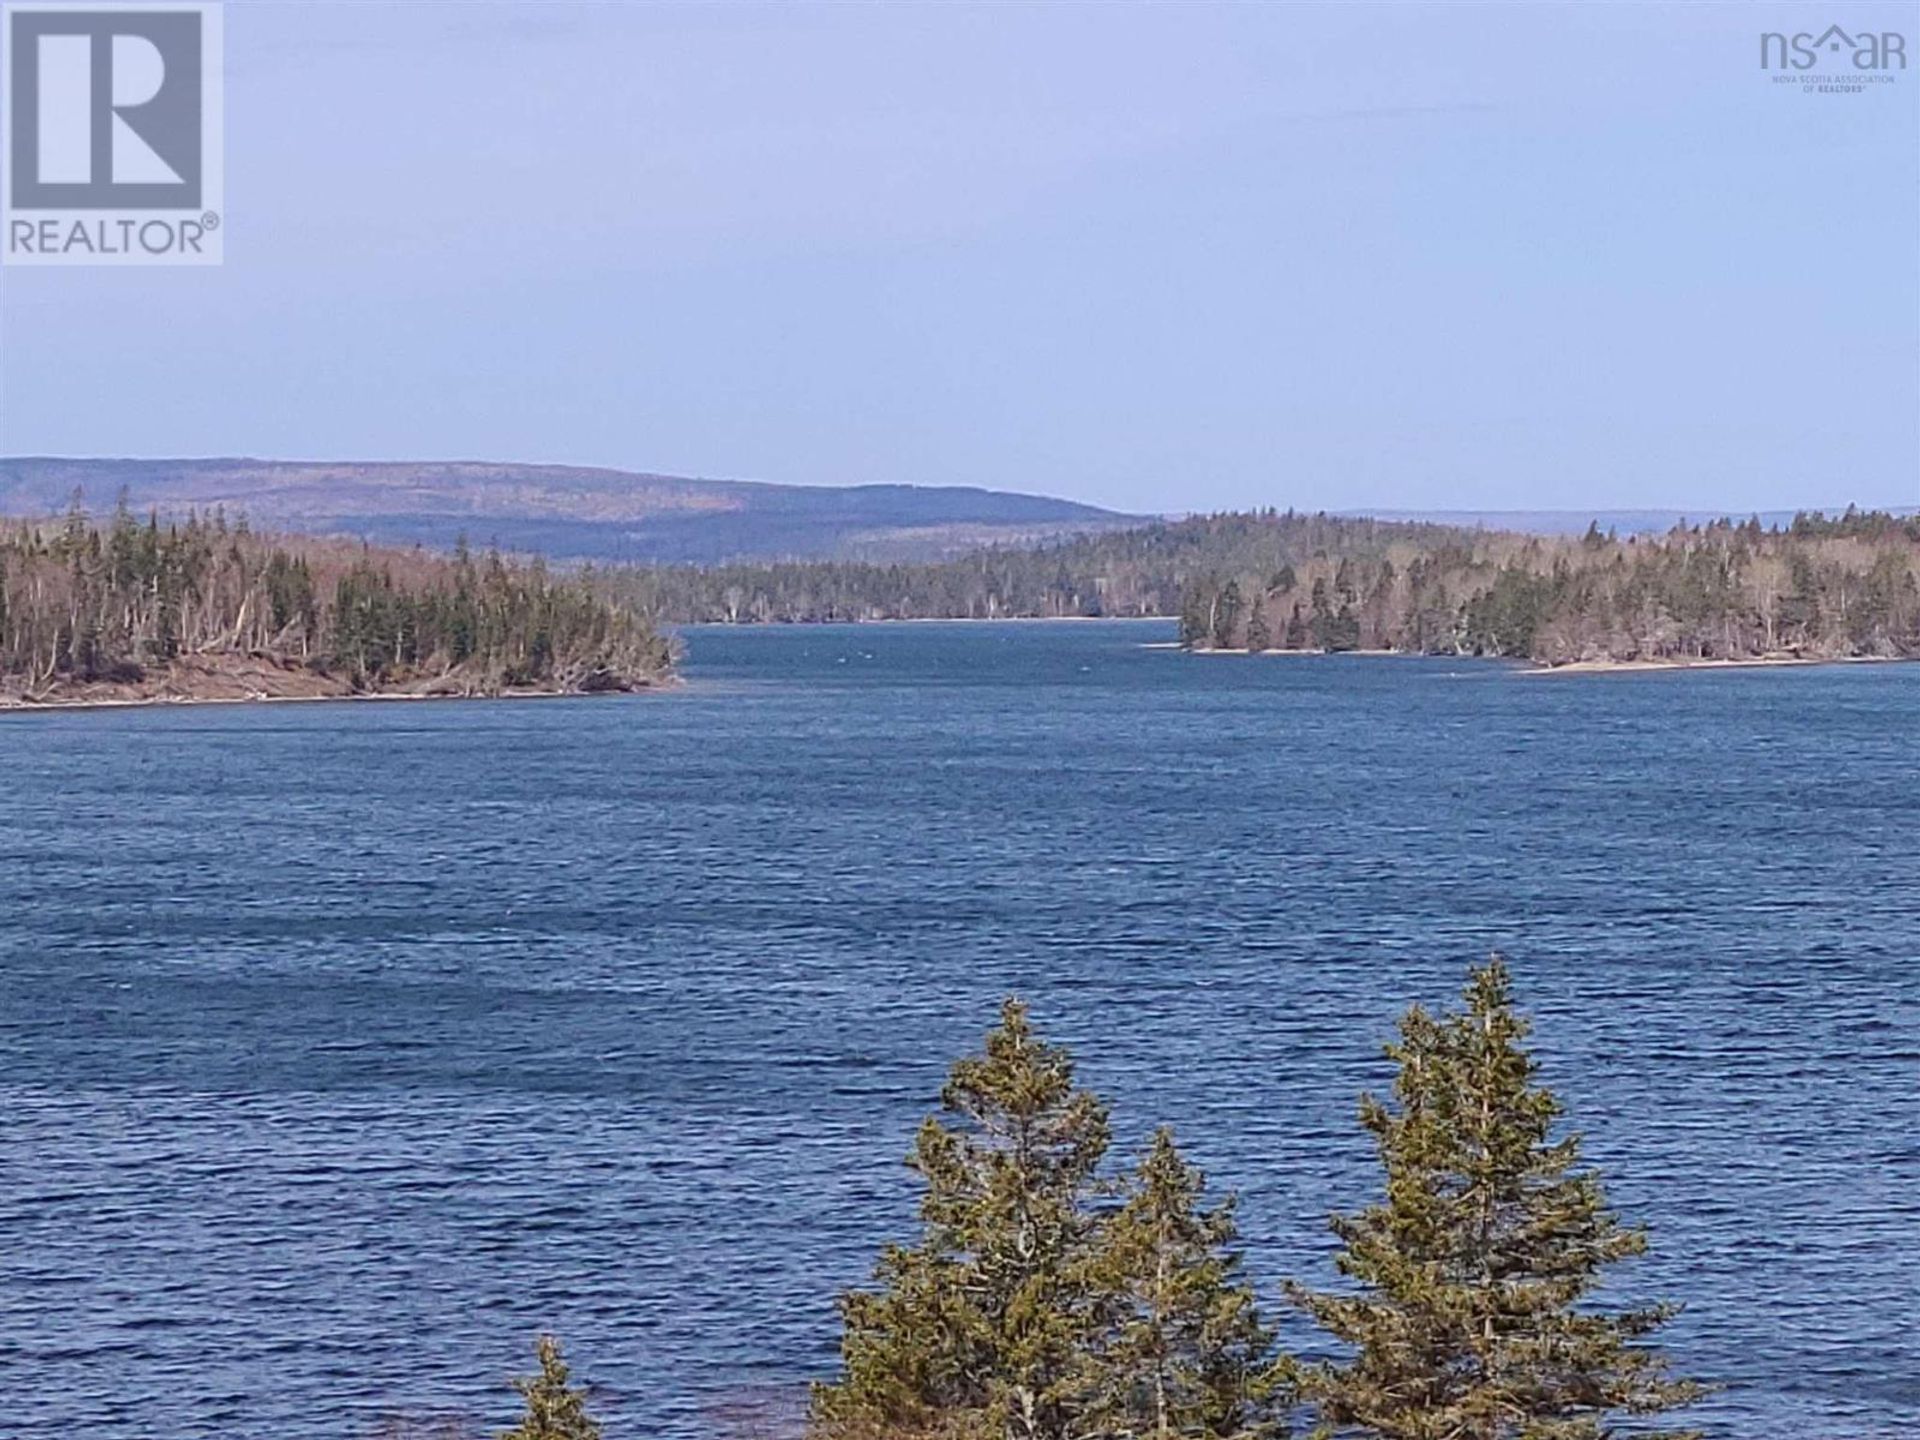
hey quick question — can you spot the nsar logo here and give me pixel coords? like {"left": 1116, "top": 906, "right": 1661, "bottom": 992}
{"left": 3, "top": 2, "right": 223, "bottom": 265}
{"left": 1760, "top": 24, "right": 1906, "bottom": 73}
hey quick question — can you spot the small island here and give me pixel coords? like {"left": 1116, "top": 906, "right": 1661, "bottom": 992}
{"left": 0, "top": 504, "right": 675, "bottom": 709}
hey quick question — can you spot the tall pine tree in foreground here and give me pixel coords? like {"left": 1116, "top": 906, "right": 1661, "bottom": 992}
{"left": 1287, "top": 958, "right": 1705, "bottom": 1440}
{"left": 813, "top": 1001, "right": 1283, "bottom": 1440}
{"left": 1076, "top": 1127, "right": 1282, "bottom": 1440}
{"left": 501, "top": 1335, "right": 602, "bottom": 1440}
{"left": 812, "top": 998, "right": 1113, "bottom": 1440}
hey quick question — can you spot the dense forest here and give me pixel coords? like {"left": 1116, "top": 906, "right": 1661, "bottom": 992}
{"left": 1177, "top": 508, "right": 1920, "bottom": 664}
{"left": 617, "top": 508, "right": 1920, "bottom": 667}
{"left": 611, "top": 513, "right": 1456, "bottom": 623}
{"left": 0, "top": 502, "right": 674, "bottom": 704}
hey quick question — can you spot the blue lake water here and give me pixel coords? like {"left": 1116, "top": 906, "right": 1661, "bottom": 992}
{"left": 3, "top": 620, "right": 1916, "bottom": 1438}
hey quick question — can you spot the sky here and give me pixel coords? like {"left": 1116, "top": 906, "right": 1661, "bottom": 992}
{"left": 1, "top": 0, "right": 1916, "bottom": 515}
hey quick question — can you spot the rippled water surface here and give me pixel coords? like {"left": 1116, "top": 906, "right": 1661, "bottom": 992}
{"left": 4, "top": 621, "right": 1917, "bottom": 1438}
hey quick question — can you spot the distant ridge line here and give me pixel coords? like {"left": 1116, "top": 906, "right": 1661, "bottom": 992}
{"left": 0, "top": 455, "right": 1139, "bottom": 566}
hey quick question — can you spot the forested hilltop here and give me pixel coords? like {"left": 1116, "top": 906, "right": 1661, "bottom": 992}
{"left": 621, "top": 508, "right": 1920, "bottom": 667}
{"left": 0, "top": 505, "right": 674, "bottom": 707}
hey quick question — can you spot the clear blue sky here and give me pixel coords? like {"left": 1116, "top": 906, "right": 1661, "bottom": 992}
{"left": 2, "top": 0, "right": 1915, "bottom": 514}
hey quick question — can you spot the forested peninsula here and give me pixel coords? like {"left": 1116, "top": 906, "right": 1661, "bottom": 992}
{"left": 0, "top": 506, "right": 674, "bottom": 708}
{"left": 621, "top": 508, "right": 1920, "bottom": 669}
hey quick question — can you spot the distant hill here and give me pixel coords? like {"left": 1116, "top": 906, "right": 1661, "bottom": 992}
{"left": 9, "top": 460, "right": 1896, "bottom": 561}
{"left": 0, "top": 457, "right": 1140, "bottom": 564}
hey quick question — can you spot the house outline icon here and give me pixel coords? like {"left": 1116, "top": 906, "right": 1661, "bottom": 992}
{"left": 1809, "top": 24, "right": 1855, "bottom": 53}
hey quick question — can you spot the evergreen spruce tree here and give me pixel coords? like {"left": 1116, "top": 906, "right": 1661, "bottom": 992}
{"left": 501, "top": 1335, "right": 602, "bottom": 1440}
{"left": 1076, "top": 1128, "right": 1282, "bottom": 1440}
{"left": 811, "top": 999, "right": 1112, "bottom": 1440}
{"left": 1244, "top": 605, "right": 1273, "bottom": 655}
{"left": 1287, "top": 958, "right": 1705, "bottom": 1440}
{"left": 1284, "top": 604, "right": 1309, "bottom": 650}
{"left": 1180, "top": 586, "right": 1214, "bottom": 649}
{"left": 1212, "top": 582, "right": 1245, "bottom": 651}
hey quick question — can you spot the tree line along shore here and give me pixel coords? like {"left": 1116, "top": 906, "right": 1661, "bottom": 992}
{"left": 7, "top": 503, "right": 1916, "bottom": 705}
{"left": 0, "top": 504, "right": 675, "bottom": 707}
{"left": 615, "top": 509, "right": 1920, "bottom": 670}
{"left": 420, "top": 961, "right": 1709, "bottom": 1440}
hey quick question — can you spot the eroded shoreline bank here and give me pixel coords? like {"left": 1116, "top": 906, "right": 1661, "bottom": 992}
{"left": 0, "top": 684, "right": 677, "bottom": 715}
{"left": 0, "top": 655, "right": 676, "bottom": 714}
